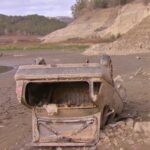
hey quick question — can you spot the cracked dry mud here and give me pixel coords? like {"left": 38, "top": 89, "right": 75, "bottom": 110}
{"left": 0, "top": 50, "right": 150, "bottom": 150}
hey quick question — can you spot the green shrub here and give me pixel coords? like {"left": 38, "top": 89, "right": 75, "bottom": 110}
{"left": 72, "top": 0, "right": 136, "bottom": 17}
{"left": 71, "top": 0, "right": 87, "bottom": 18}
{"left": 0, "top": 14, "right": 67, "bottom": 36}
{"left": 94, "top": 0, "right": 109, "bottom": 8}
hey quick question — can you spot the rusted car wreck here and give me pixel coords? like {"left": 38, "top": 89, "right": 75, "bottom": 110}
{"left": 15, "top": 55, "right": 123, "bottom": 148}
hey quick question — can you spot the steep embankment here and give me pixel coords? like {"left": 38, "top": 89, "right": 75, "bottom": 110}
{"left": 84, "top": 15, "right": 150, "bottom": 55}
{"left": 42, "top": 7, "right": 119, "bottom": 43}
{"left": 112, "top": 15, "right": 150, "bottom": 54}
{"left": 96, "top": 2, "right": 150, "bottom": 38}
{"left": 43, "top": 2, "right": 150, "bottom": 44}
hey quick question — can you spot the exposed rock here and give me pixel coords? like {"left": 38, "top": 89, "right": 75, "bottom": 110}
{"left": 56, "top": 147, "right": 63, "bottom": 150}
{"left": 139, "top": 43, "right": 143, "bottom": 49}
{"left": 134, "top": 67, "right": 143, "bottom": 76}
{"left": 126, "top": 118, "right": 134, "bottom": 129}
{"left": 43, "top": 104, "right": 58, "bottom": 116}
{"left": 136, "top": 56, "right": 141, "bottom": 60}
{"left": 35, "top": 57, "right": 46, "bottom": 65}
{"left": 109, "top": 121, "right": 125, "bottom": 128}
{"left": 134, "top": 122, "right": 150, "bottom": 135}
{"left": 134, "top": 122, "right": 142, "bottom": 132}
{"left": 114, "top": 75, "right": 127, "bottom": 102}
{"left": 100, "top": 132, "right": 107, "bottom": 139}
{"left": 127, "top": 139, "right": 135, "bottom": 145}
{"left": 13, "top": 54, "right": 24, "bottom": 57}
{"left": 113, "top": 139, "right": 118, "bottom": 146}
{"left": 0, "top": 52, "right": 3, "bottom": 57}
{"left": 102, "top": 135, "right": 110, "bottom": 143}
{"left": 129, "top": 76, "right": 134, "bottom": 79}
{"left": 116, "top": 121, "right": 126, "bottom": 128}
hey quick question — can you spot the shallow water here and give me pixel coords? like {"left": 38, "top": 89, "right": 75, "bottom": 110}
{"left": 0, "top": 66, "right": 13, "bottom": 74}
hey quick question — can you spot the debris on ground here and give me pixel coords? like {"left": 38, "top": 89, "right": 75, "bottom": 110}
{"left": 126, "top": 118, "right": 134, "bottom": 129}
{"left": 136, "top": 56, "right": 141, "bottom": 60}
{"left": 134, "top": 67, "right": 143, "bottom": 76}
{"left": 43, "top": 104, "right": 58, "bottom": 116}
{"left": 114, "top": 75, "right": 127, "bottom": 103}
{"left": 35, "top": 57, "right": 46, "bottom": 65}
{"left": 0, "top": 125, "right": 5, "bottom": 128}
{"left": 134, "top": 122, "right": 150, "bottom": 135}
{"left": 0, "top": 52, "right": 3, "bottom": 57}
{"left": 129, "top": 76, "right": 134, "bottom": 80}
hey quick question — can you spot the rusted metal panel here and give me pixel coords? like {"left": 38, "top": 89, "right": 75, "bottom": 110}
{"left": 32, "top": 108, "right": 101, "bottom": 147}
{"left": 15, "top": 63, "right": 109, "bottom": 80}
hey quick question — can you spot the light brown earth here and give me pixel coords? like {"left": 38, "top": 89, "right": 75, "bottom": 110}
{"left": 42, "top": 1, "right": 150, "bottom": 44}
{"left": 83, "top": 15, "right": 150, "bottom": 56}
{"left": 0, "top": 50, "right": 150, "bottom": 150}
{"left": 0, "top": 35, "right": 40, "bottom": 45}
{"left": 42, "top": 7, "right": 119, "bottom": 43}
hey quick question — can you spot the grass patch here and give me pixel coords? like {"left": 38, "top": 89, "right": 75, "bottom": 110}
{"left": 0, "top": 43, "right": 90, "bottom": 52}
{"left": 95, "top": 26, "right": 107, "bottom": 32}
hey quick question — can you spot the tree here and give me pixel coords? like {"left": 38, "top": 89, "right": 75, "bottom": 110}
{"left": 71, "top": 0, "right": 87, "bottom": 18}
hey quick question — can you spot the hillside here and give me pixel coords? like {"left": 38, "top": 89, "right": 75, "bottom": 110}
{"left": 96, "top": 1, "right": 150, "bottom": 38}
{"left": 0, "top": 14, "right": 67, "bottom": 36}
{"left": 84, "top": 15, "right": 150, "bottom": 55}
{"left": 42, "top": 7, "right": 119, "bottom": 43}
{"left": 111, "top": 15, "right": 150, "bottom": 54}
{"left": 43, "top": 1, "right": 150, "bottom": 44}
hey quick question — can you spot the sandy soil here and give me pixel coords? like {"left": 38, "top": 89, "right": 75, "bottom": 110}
{"left": 84, "top": 15, "right": 150, "bottom": 56}
{"left": 0, "top": 50, "right": 150, "bottom": 150}
{"left": 42, "top": 2, "right": 150, "bottom": 44}
{"left": 0, "top": 35, "right": 40, "bottom": 45}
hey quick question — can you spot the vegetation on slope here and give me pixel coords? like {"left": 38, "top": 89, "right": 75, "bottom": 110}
{"left": 0, "top": 14, "right": 67, "bottom": 36}
{"left": 0, "top": 42, "right": 89, "bottom": 51}
{"left": 71, "top": 0, "right": 149, "bottom": 18}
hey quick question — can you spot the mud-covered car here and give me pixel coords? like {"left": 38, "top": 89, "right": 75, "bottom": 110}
{"left": 15, "top": 55, "right": 123, "bottom": 148}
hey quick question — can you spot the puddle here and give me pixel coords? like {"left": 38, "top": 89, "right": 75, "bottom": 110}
{"left": 0, "top": 66, "right": 13, "bottom": 74}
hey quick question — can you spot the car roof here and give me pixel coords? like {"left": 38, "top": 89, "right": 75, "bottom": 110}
{"left": 15, "top": 63, "right": 108, "bottom": 81}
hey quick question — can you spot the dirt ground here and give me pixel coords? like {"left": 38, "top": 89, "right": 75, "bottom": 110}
{"left": 0, "top": 50, "right": 150, "bottom": 150}
{"left": 0, "top": 35, "right": 40, "bottom": 45}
